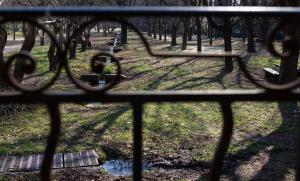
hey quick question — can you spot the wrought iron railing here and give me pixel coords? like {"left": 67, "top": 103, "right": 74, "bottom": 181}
{"left": 1, "top": 6, "right": 300, "bottom": 181}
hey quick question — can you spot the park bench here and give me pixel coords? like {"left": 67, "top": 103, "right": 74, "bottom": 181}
{"left": 104, "top": 74, "right": 127, "bottom": 83}
{"left": 264, "top": 64, "right": 300, "bottom": 83}
{"left": 80, "top": 73, "right": 127, "bottom": 86}
{"left": 80, "top": 74, "right": 101, "bottom": 86}
{"left": 263, "top": 68, "right": 279, "bottom": 83}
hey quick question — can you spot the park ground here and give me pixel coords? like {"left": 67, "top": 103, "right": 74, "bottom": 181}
{"left": 0, "top": 31, "right": 299, "bottom": 180}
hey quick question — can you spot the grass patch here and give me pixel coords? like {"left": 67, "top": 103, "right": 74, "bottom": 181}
{"left": 248, "top": 56, "right": 280, "bottom": 68}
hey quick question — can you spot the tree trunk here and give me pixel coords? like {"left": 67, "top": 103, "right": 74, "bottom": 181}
{"left": 153, "top": 18, "right": 157, "bottom": 39}
{"left": 195, "top": 18, "right": 202, "bottom": 52}
{"left": 164, "top": 26, "right": 167, "bottom": 42}
{"left": 84, "top": 29, "right": 91, "bottom": 49}
{"left": 0, "top": 26, "right": 7, "bottom": 87}
{"left": 87, "top": 32, "right": 92, "bottom": 48}
{"left": 182, "top": 20, "right": 188, "bottom": 50}
{"left": 188, "top": 25, "right": 193, "bottom": 41}
{"left": 171, "top": 22, "right": 177, "bottom": 46}
{"left": 260, "top": 0, "right": 269, "bottom": 41}
{"left": 97, "top": 24, "right": 100, "bottom": 33}
{"left": 164, "top": 19, "right": 167, "bottom": 42}
{"left": 224, "top": 22, "right": 233, "bottom": 73}
{"left": 246, "top": 17, "right": 256, "bottom": 53}
{"left": 48, "top": 41, "right": 56, "bottom": 71}
{"left": 103, "top": 27, "right": 107, "bottom": 37}
{"left": 14, "top": 24, "right": 36, "bottom": 82}
{"left": 80, "top": 36, "right": 86, "bottom": 52}
{"left": 209, "top": 25, "right": 213, "bottom": 46}
{"left": 48, "top": 32, "right": 63, "bottom": 72}
{"left": 242, "top": 22, "right": 246, "bottom": 43}
{"left": 279, "top": 24, "right": 299, "bottom": 84}
{"left": 121, "top": 23, "right": 127, "bottom": 45}
{"left": 107, "top": 27, "right": 111, "bottom": 36}
{"left": 47, "top": 23, "right": 62, "bottom": 71}
{"left": 40, "top": 30, "right": 45, "bottom": 46}
{"left": 158, "top": 19, "right": 162, "bottom": 40}
{"left": 279, "top": 49, "right": 299, "bottom": 84}
{"left": 66, "top": 24, "right": 71, "bottom": 41}
{"left": 0, "top": 27, "right": 7, "bottom": 62}
{"left": 13, "top": 23, "right": 16, "bottom": 41}
{"left": 69, "top": 38, "right": 77, "bottom": 59}
{"left": 148, "top": 19, "right": 152, "bottom": 37}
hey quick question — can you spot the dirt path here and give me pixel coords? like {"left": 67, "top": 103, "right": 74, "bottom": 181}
{"left": 4, "top": 38, "right": 44, "bottom": 53}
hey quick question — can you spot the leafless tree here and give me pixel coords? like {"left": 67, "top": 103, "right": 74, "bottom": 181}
{"left": 273, "top": 0, "right": 300, "bottom": 84}
{"left": 206, "top": 0, "right": 240, "bottom": 73}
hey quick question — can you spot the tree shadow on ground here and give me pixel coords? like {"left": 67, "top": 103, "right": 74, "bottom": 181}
{"left": 0, "top": 105, "right": 131, "bottom": 165}
{"left": 62, "top": 105, "right": 129, "bottom": 159}
{"left": 220, "top": 102, "right": 299, "bottom": 180}
{"left": 165, "top": 64, "right": 226, "bottom": 90}
{"left": 145, "top": 57, "right": 225, "bottom": 90}
{"left": 22, "top": 70, "right": 51, "bottom": 81}
{"left": 124, "top": 57, "right": 200, "bottom": 83}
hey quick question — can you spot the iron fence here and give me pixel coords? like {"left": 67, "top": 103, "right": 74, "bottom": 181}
{"left": 0, "top": 6, "right": 300, "bottom": 181}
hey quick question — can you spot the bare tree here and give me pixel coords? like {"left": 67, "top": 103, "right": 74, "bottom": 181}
{"left": 13, "top": 23, "right": 37, "bottom": 81}
{"left": 206, "top": 0, "right": 239, "bottom": 73}
{"left": 241, "top": 0, "right": 256, "bottom": 53}
{"left": 191, "top": 0, "right": 205, "bottom": 51}
{"left": 116, "top": 0, "right": 137, "bottom": 45}
{"left": 0, "top": 25, "right": 7, "bottom": 87}
{"left": 273, "top": 0, "right": 300, "bottom": 84}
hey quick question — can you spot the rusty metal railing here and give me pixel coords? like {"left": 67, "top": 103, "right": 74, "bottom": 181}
{"left": 1, "top": 6, "right": 300, "bottom": 181}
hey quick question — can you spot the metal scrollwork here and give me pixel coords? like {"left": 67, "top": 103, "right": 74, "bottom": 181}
{"left": 237, "top": 17, "right": 300, "bottom": 91}
{"left": 266, "top": 17, "right": 300, "bottom": 59}
{"left": 65, "top": 51, "right": 122, "bottom": 92}
{"left": 1, "top": 17, "right": 64, "bottom": 93}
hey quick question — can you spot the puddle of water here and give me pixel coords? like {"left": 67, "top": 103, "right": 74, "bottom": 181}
{"left": 100, "top": 160, "right": 152, "bottom": 177}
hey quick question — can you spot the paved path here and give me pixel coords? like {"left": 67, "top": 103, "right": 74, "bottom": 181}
{"left": 4, "top": 44, "right": 22, "bottom": 53}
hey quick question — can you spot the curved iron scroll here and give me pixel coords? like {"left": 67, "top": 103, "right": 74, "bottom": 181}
{"left": 2, "top": 16, "right": 300, "bottom": 92}
{"left": 0, "top": 7, "right": 300, "bottom": 181}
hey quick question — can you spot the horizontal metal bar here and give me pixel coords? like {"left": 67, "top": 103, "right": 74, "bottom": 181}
{"left": 151, "top": 51, "right": 242, "bottom": 58}
{"left": 0, "top": 6, "right": 300, "bottom": 17}
{"left": 0, "top": 90, "right": 299, "bottom": 103}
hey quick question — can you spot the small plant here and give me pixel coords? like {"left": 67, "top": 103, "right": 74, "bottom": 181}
{"left": 104, "top": 64, "right": 114, "bottom": 74}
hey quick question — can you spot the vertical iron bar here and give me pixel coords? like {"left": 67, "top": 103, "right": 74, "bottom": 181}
{"left": 132, "top": 102, "right": 143, "bottom": 181}
{"left": 209, "top": 102, "right": 233, "bottom": 181}
{"left": 41, "top": 103, "right": 61, "bottom": 181}
{"left": 296, "top": 114, "right": 300, "bottom": 181}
